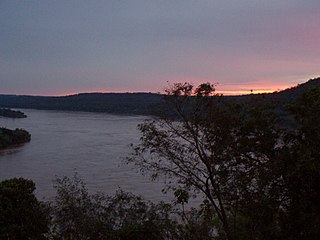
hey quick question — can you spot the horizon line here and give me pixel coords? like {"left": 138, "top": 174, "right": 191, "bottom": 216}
{"left": 0, "top": 88, "right": 284, "bottom": 97}
{"left": 3, "top": 77, "right": 320, "bottom": 97}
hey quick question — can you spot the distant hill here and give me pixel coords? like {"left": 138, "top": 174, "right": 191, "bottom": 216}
{"left": 0, "top": 77, "right": 319, "bottom": 116}
{"left": 223, "top": 77, "right": 320, "bottom": 106}
{"left": 0, "top": 93, "right": 162, "bottom": 116}
{"left": 260, "top": 77, "right": 320, "bottom": 104}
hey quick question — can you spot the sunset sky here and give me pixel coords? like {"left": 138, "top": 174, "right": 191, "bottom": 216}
{"left": 1, "top": 0, "right": 319, "bottom": 95}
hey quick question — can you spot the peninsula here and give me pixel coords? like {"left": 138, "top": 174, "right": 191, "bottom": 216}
{"left": 0, "top": 108, "right": 27, "bottom": 118}
{"left": 0, "top": 128, "right": 31, "bottom": 150}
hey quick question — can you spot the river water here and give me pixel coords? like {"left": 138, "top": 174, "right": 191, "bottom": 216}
{"left": 0, "top": 109, "right": 170, "bottom": 202}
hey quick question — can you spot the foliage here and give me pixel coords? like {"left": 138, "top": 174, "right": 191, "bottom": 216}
{"left": 279, "top": 87, "right": 320, "bottom": 239}
{"left": 0, "top": 127, "right": 31, "bottom": 149}
{"left": 50, "top": 173, "right": 236, "bottom": 240}
{"left": 49, "top": 173, "right": 179, "bottom": 240}
{"left": 0, "top": 178, "right": 49, "bottom": 240}
{"left": 128, "top": 82, "right": 287, "bottom": 240}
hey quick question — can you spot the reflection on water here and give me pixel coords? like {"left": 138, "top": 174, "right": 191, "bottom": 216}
{"left": 0, "top": 147, "right": 24, "bottom": 156}
{"left": 0, "top": 109, "right": 170, "bottom": 202}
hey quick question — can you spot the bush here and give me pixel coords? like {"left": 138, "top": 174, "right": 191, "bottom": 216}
{"left": 0, "top": 178, "right": 49, "bottom": 240}
{"left": 50, "top": 174, "right": 179, "bottom": 240}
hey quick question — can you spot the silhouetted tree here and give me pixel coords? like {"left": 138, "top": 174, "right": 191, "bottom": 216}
{"left": 128, "top": 82, "right": 285, "bottom": 240}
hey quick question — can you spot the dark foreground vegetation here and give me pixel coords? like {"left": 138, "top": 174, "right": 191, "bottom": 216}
{"left": 1, "top": 176, "right": 215, "bottom": 240}
{"left": 0, "top": 79, "right": 319, "bottom": 240}
{"left": 0, "top": 127, "right": 31, "bottom": 150}
{"left": 0, "top": 108, "right": 27, "bottom": 118}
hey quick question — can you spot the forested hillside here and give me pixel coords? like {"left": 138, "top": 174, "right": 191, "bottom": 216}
{"left": 0, "top": 93, "right": 162, "bottom": 115}
{"left": 0, "top": 78, "right": 319, "bottom": 116}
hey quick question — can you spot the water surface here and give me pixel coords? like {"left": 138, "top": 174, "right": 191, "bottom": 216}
{"left": 0, "top": 109, "right": 168, "bottom": 201}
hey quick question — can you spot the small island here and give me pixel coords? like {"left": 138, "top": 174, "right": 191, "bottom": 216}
{"left": 0, "top": 108, "right": 27, "bottom": 118}
{"left": 0, "top": 128, "right": 31, "bottom": 150}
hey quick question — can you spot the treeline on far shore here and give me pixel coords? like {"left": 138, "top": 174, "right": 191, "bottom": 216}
{"left": 0, "top": 77, "right": 319, "bottom": 116}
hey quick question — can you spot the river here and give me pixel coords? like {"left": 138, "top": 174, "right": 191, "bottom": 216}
{"left": 0, "top": 109, "right": 170, "bottom": 202}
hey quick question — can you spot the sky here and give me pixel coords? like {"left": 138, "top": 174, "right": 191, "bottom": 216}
{"left": 0, "top": 0, "right": 319, "bottom": 96}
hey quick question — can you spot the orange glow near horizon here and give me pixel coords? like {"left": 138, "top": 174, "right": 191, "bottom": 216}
{"left": 216, "top": 85, "right": 293, "bottom": 96}
{"left": 161, "top": 75, "right": 304, "bottom": 96}
{"left": 216, "top": 89, "right": 276, "bottom": 95}
{"left": 215, "top": 81, "right": 298, "bottom": 96}
{"left": 28, "top": 82, "right": 296, "bottom": 97}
